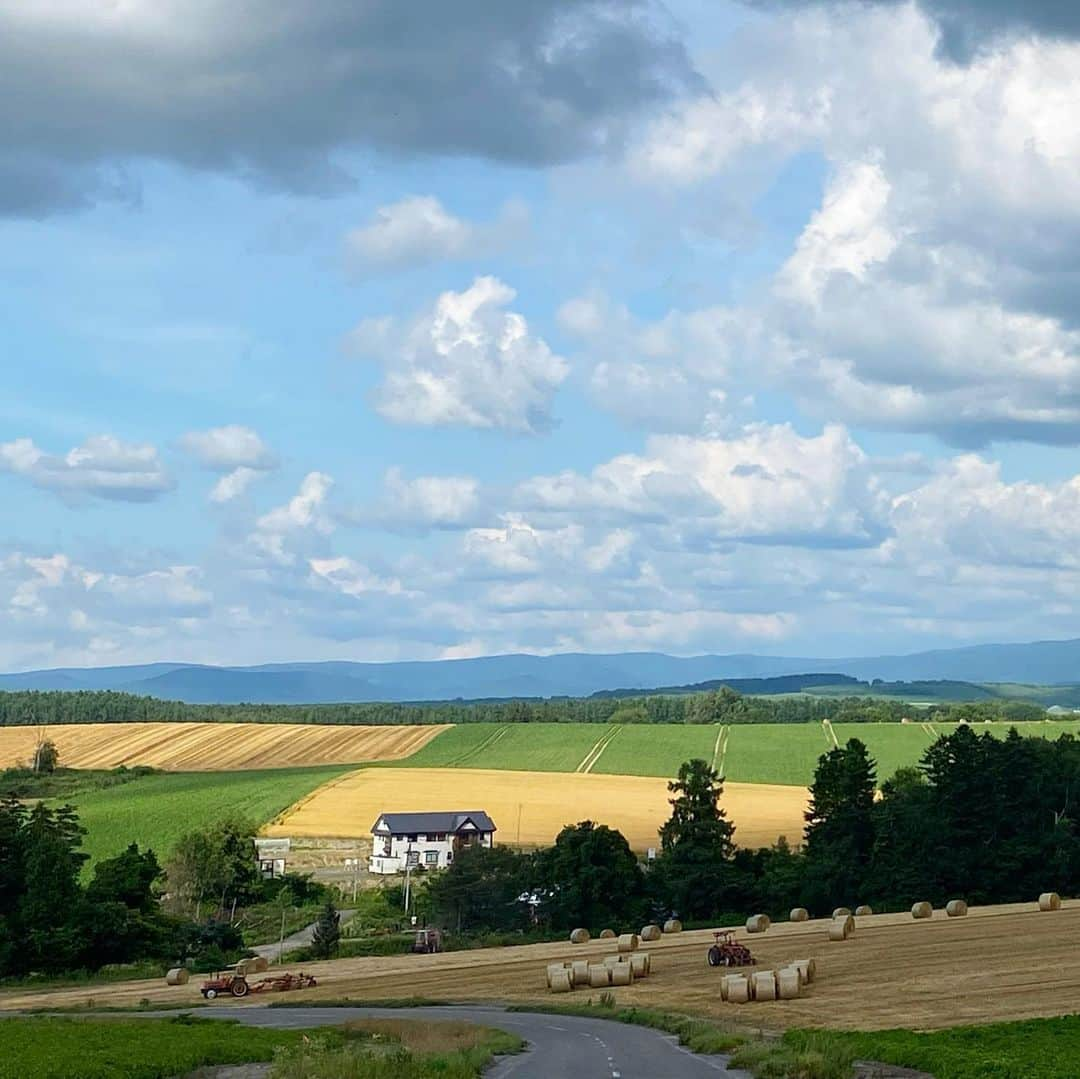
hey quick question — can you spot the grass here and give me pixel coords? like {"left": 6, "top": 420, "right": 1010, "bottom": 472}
{"left": 49, "top": 764, "right": 349, "bottom": 866}
{"left": 394, "top": 723, "right": 605, "bottom": 771}
{"left": 590, "top": 724, "right": 722, "bottom": 777}
{"left": 0, "top": 1013, "right": 310, "bottom": 1079}
{"left": 269, "top": 1016, "right": 523, "bottom": 1078}
{"left": 787, "top": 1014, "right": 1080, "bottom": 1079}
{"left": 721, "top": 724, "right": 835, "bottom": 785}
{"left": 830, "top": 722, "right": 936, "bottom": 782}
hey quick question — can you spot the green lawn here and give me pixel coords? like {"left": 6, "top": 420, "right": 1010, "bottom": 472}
{"left": 52, "top": 764, "right": 349, "bottom": 866}
{"left": 0, "top": 1015, "right": 308, "bottom": 1079}
{"left": 590, "top": 724, "right": 722, "bottom": 777}
{"left": 787, "top": 1013, "right": 1080, "bottom": 1079}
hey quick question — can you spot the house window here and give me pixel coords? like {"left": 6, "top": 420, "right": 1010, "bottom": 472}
{"left": 429, "top": 832, "right": 446, "bottom": 842}
{"left": 424, "top": 850, "right": 439, "bottom": 865}
{"left": 407, "top": 833, "right": 418, "bottom": 842}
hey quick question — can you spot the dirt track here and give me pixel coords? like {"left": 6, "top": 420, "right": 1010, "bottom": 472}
{"left": 0, "top": 722, "right": 447, "bottom": 771}
{"left": 6, "top": 901, "right": 1076, "bottom": 1031}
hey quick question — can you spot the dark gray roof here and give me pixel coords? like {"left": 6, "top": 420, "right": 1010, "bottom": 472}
{"left": 371, "top": 811, "right": 496, "bottom": 835}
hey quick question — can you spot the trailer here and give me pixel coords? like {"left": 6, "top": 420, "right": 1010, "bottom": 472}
{"left": 200, "top": 970, "right": 317, "bottom": 999}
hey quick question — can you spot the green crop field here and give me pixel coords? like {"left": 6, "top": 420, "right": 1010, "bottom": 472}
{"left": 719, "top": 723, "right": 835, "bottom": 786}
{"left": 589, "top": 724, "right": 723, "bottom": 777}
{"left": 830, "top": 722, "right": 936, "bottom": 782}
{"left": 54, "top": 764, "right": 349, "bottom": 867}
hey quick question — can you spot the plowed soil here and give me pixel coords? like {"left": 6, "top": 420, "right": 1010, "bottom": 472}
{"left": 0, "top": 723, "right": 447, "bottom": 772}
{"left": 5, "top": 902, "right": 1076, "bottom": 1033}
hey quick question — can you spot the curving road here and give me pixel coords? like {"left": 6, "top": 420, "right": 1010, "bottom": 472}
{"left": 199, "top": 1003, "right": 753, "bottom": 1078}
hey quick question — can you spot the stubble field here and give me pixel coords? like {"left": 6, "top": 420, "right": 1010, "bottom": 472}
{"left": 5, "top": 901, "right": 1076, "bottom": 1035}
{"left": 262, "top": 766, "right": 809, "bottom": 850}
{"left": 0, "top": 722, "right": 446, "bottom": 771}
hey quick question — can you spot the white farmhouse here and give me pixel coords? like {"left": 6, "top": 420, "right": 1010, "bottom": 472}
{"left": 368, "top": 810, "right": 497, "bottom": 875}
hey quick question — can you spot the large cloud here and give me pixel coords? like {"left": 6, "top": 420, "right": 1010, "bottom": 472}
{"left": 178, "top": 425, "right": 278, "bottom": 503}
{"left": 352, "top": 276, "right": 569, "bottom": 434}
{"left": 0, "top": 0, "right": 698, "bottom": 216}
{"left": 0, "top": 435, "right": 173, "bottom": 502}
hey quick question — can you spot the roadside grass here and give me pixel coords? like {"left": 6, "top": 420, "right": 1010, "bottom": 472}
{"left": 47, "top": 764, "right": 349, "bottom": 866}
{"left": 269, "top": 1017, "right": 523, "bottom": 1078}
{"left": 0, "top": 1013, "right": 310, "bottom": 1079}
{"left": 786, "top": 1014, "right": 1080, "bottom": 1079}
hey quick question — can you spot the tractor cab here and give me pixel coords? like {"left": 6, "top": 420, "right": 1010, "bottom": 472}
{"left": 707, "top": 929, "right": 755, "bottom": 968}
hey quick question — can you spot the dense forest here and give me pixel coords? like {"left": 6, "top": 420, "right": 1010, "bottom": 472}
{"left": 422, "top": 726, "right": 1080, "bottom": 934}
{"left": 0, "top": 687, "right": 1052, "bottom": 727}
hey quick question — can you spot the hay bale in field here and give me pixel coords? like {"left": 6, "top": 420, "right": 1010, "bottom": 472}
{"left": 789, "top": 907, "right": 809, "bottom": 922}
{"left": 610, "top": 962, "right": 634, "bottom": 987}
{"left": 832, "top": 907, "right": 851, "bottom": 919}
{"left": 602, "top": 954, "right": 621, "bottom": 966}
{"left": 777, "top": 968, "right": 801, "bottom": 1000}
{"left": 549, "top": 969, "right": 573, "bottom": 994}
{"left": 640, "top": 924, "right": 662, "bottom": 941}
{"left": 571, "top": 960, "right": 591, "bottom": 987}
{"left": 751, "top": 970, "right": 777, "bottom": 1001}
{"left": 911, "top": 901, "right": 933, "bottom": 919}
{"left": 617, "top": 932, "right": 638, "bottom": 953}
{"left": 629, "top": 953, "right": 649, "bottom": 978}
{"left": 253, "top": 956, "right": 269, "bottom": 973}
{"left": 726, "top": 975, "right": 751, "bottom": 1004}
{"left": 164, "top": 967, "right": 189, "bottom": 986}
{"left": 855, "top": 905, "right": 873, "bottom": 916}
{"left": 789, "top": 958, "right": 816, "bottom": 983}
{"left": 662, "top": 918, "right": 683, "bottom": 934}
{"left": 828, "top": 916, "right": 853, "bottom": 941}
{"left": 235, "top": 957, "right": 260, "bottom": 976}
{"left": 1039, "top": 892, "right": 1062, "bottom": 912}
{"left": 946, "top": 899, "right": 968, "bottom": 918}
{"left": 746, "top": 914, "right": 770, "bottom": 934}
{"left": 570, "top": 928, "right": 591, "bottom": 944}
{"left": 599, "top": 928, "right": 616, "bottom": 939}
{"left": 782, "top": 963, "right": 805, "bottom": 987}
{"left": 589, "top": 964, "right": 612, "bottom": 988}
{"left": 546, "top": 962, "right": 570, "bottom": 987}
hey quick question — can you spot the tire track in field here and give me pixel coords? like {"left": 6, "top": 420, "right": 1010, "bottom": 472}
{"left": 822, "top": 718, "right": 840, "bottom": 749}
{"left": 450, "top": 724, "right": 511, "bottom": 767}
{"left": 711, "top": 724, "right": 729, "bottom": 775}
{"left": 576, "top": 725, "right": 621, "bottom": 773}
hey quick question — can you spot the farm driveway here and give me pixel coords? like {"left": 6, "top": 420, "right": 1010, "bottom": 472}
{"left": 198, "top": 1004, "right": 751, "bottom": 1078}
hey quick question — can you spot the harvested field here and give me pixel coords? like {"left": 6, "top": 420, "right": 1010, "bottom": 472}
{"left": 0, "top": 722, "right": 446, "bottom": 772}
{"left": 263, "top": 766, "right": 809, "bottom": 850}
{"left": 7, "top": 902, "right": 1077, "bottom": 1034}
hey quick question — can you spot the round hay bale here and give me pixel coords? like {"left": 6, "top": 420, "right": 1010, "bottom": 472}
{"left": 911, "top": 901, "right": 933, "bottom": 920}
{"left": 588, "top": 964, "right": 612, "bottom": 989}
{"left": 855, "top": 905, "right": 873, "bottom": 917}
{"left": 945, "top": 899, "right": 968, "bottom": 918}
{"left": 751, "top": 970, "right": 777, "bottom": 1001}
{"left": 746, "top": 914, "right": 770, "bottom": 934}
{"left": 599, "top": 928, "right": 616, "bottom": 939}
{"left": 549, "top": 969, "right": 573, "bottom": 994}
{"left": 571, "top": 960, "right": 591, "bottom": 987}
{"left": 640, "top": 924, "right": 662, "bottom": 941}
{"left": 235, "top": 957, "right": 259, "bottom": 976}
{"left": 253, "top": 956, "right": 269, "bottom": 973}
{"left": 546, "top": 962, "right": 571, "bottom": 987}
{"left": 610, "top": 962, "right": 634, "bottom": 987}
{"left": 662, "top": 918, "right": 683, "bottom": 934}
{"left": 570, "top": 927, "right": 591, "bottom": 944}
{"left": 726, "top": 975, "right": 751, "bottom": 1004}
{"left": 790, "top": 958, "right": 816, "bottom": 983}
{"left": 781, "top": 963, "right": 805, "bottom": 987}
{"left": 901, "top": 717, "right": 912, "bottom": 724}
{"left": 789, "top": 907, "right": 809, "bottom": 922}
{"left": 777, "top": 968, "right": 801, "bottom": 1000}
{"left": 1039, "top": 892, "right": 1062, "bottom": 912}
{"left": 164, "top": 967, "right": 189, "bottom": 986}
{"left": 832, "top": 907, "right": 852, "bottom": 919}
{"left": 828, "top": 918, "right": 852, "bottom": 941}
{"left": 629, "top": 953, "right": 649, "bottom": 978}
{"left": 617, "top": 933, "right": 639, "bottom": 954}
{"left": 602, "top": 954, "right": 621, "bottom": 966}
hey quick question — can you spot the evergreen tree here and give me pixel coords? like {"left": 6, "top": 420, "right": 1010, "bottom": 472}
{"left": 310, "top": 899, "right": 341, "bottom": 959}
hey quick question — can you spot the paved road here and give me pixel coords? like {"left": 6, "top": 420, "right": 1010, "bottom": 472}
{"left": 199, "top": 1004, "right": 752, "bottom": 1079}
{"left": 248, "top": 910, "right": 355, "bottom": 962}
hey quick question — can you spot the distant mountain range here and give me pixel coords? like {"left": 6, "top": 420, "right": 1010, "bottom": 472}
{"left": 3, "top": 637, "right": 1080, "bottom": 704}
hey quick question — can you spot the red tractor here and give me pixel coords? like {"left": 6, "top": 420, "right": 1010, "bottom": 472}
{"left": 411, "top": 928, "right": 443, "bottom": 954}
{"left": 707, "top": 930, "right": 755, "bottom": 968}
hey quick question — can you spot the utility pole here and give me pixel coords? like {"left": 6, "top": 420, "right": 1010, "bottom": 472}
{"left": 403, "top": 843, "right": 414, "bottom": 913}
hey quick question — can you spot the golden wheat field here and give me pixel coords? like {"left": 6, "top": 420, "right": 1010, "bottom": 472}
{"left": 0, "top": 723, "right": 447, "bottom": 772}
{"left": 4, "top": 901, "right": 1076, "bottom": 1033}
{"left": 262, "top": 766, "right": 809, "bottom": 850}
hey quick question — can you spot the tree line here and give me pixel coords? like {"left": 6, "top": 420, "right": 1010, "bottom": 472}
{"left": 0, "top": 687, "right": 1049, "bottom": 728}
{"left": 419, "top": 726, "right": 1080, "bottom": 935}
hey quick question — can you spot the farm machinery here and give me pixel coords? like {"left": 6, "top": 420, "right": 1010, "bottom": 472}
{"left": 707, "top": 930, "right": 755, "bottom": 968}
{"left": 200, "top": 969, "right": 318, "bottom": 999}
{"left": 411, "top": 927, "right": 443, "bottom": 954}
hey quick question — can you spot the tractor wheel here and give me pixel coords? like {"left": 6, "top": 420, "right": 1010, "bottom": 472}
{"left": 707, "top": 946, "right": 722, "bottom": 967}
{"left": 204, "top": 989, "right": 217, "bottom": 1000}
{"left": 231, "top": 978, "right": 249, "bottom": 998}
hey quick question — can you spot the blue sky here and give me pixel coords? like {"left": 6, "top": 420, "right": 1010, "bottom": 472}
{"left": 3, "top": 0, "right": 1080, "bottom": 670}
